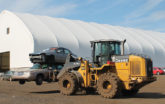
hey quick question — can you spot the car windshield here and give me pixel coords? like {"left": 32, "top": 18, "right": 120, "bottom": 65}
{"left": 161, "top": 68, "right": 165, "bottom": 70}
{"left": 42, "top": 64, "right": 48, "bottom": 69}
{"left": 42, "top": 48, "right": 57, "bottom": 53}
{"left": 42, "top": 48, "right": 50, "bottom": 52}
{"left": 31, "top": 64, "right": 41, "bottom": 69}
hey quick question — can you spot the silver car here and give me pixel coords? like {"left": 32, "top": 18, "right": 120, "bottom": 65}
{"left": 29, "top": 47, "right": 77, "bottom": 64}
{"left": 3, "top": 64, "right": 60, "bottom": 85}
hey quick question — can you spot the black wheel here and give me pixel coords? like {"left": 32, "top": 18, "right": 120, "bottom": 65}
{"left": 97, "top": 73, "right": 121, "bottom": 98}
{"left": 35, "top": 75, "right": 44, "bottom": 85}
{"left": 19, "top": 80, "right": 25, "bottom": 85}
{"left": 156, "top": 72, "right": 160, "bottom": 75}
{"left": 58, "top": 72, "right": 78, "bottom": 95}
{"left": 122, "top": 89, "right": 139, "bottom": 96}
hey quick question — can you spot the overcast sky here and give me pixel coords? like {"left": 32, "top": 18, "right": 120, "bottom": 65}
{"left": 0, "top": 0, "right": 165, "bottom": 32}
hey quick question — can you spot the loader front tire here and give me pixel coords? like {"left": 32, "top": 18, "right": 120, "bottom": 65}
{"left": 58, "top": 72, "right": 78, "bottom": 95}
{"left": 97, "top": 73, "right": 120, "bottom": 98}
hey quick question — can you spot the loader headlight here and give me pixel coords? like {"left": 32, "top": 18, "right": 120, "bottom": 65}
{"left": 131, "top": 77, "right": 136, "bottom": 80}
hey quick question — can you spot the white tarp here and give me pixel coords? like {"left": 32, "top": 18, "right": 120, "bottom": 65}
{"left": 0, "top": 10, "right": 165, "bottom": 68}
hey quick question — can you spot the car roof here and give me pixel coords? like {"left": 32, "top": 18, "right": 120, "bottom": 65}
{"left": 49, "top": 47, "right": 69, "bottom": 50}
{"left": 153, "top": 67, "right": 160, "bottom": 68}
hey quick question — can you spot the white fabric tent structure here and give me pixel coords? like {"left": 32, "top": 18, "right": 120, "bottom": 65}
{"left": 0, "top": 10, "right": 165, "bottom": 70}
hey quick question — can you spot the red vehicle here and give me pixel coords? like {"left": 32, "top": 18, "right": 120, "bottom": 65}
{"left": 161, "top": 67, "right": 165, "bottom": 73}
{"left": 153, "top": 67, "right": 164, "bottom": 75}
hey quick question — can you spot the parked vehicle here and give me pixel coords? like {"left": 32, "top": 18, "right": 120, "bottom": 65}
{"left": 160, "top": 67, "right": 165, "bottom": 73}
{"left": 3, "top": 64, "right": 62, "bottom": 85}
{"left": 2, "top": 54, "right": 78, "bottom": 85}
{"left": 29, "top": 47, "right": 77, "bottom": 65}
{"left": 153, "top": 67, "right": 164, "bottom": 75}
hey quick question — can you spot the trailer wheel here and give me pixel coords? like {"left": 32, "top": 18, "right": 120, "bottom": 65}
{"left": 58, "top": 72, "right": 78, "bottom": 95}
{"left": 97, "top": 73, "right": 120, "bottom": 98}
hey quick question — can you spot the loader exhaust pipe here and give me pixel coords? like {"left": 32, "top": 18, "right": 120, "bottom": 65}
{"left": 121, "top": 39, "right": 126, "bottom": 55}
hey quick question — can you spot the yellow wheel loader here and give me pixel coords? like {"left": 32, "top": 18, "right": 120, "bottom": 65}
{"left": 57, "top": 39, "right": 156, "bottom": 98}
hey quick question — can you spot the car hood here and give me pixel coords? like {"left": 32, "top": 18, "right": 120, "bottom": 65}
{"left": 29, "top": 53, "right": 42, "bottom": 55}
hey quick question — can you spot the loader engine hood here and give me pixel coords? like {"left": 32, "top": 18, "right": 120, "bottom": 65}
{"left": 112, "top": 54, "right": 153, "bottom": 77}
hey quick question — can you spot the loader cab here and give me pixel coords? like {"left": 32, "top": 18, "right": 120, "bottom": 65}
{"left": 90, "top": 39, "right": 126, "bottom": 66}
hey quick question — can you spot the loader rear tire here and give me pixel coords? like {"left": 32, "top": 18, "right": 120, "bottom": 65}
{"left": 97, "top": 73, "right": 120, "bottom": 98}
{"left": 58, "top": 72, "right": 78, "bottom": 95}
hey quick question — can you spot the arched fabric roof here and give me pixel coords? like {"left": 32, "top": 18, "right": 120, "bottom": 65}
{"left": 1, "top": 10, "right": 165, "bottom": 67}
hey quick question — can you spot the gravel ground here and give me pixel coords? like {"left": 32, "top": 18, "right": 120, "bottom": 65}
{"left": 0, "top": 75, "right": 165, "bottom": 104}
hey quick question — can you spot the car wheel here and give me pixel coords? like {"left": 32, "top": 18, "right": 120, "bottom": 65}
{"left": 19, "top": 80, "right": 26, "bottom": 85}
{"left": 35, "top": 75, "right": 44, "bottom": 85}
{"left": 156, "top": 72, "right": 160, "bottom": 75}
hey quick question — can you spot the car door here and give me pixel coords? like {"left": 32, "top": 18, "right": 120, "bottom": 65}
{"left": 63, "top": 49, "right": 71, "bottom": 61}
{"left": 42, "top": 69, "right": 50, "bottom": 79}
{"left": 153, "top": 68, "right": 156, "bottom": 74}
{"left": 55, "top": 48, "right": 65, "bottom": 63}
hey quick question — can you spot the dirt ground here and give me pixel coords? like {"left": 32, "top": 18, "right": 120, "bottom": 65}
{"left": 0, "top": 75, "right": 165, "bottom": 104}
